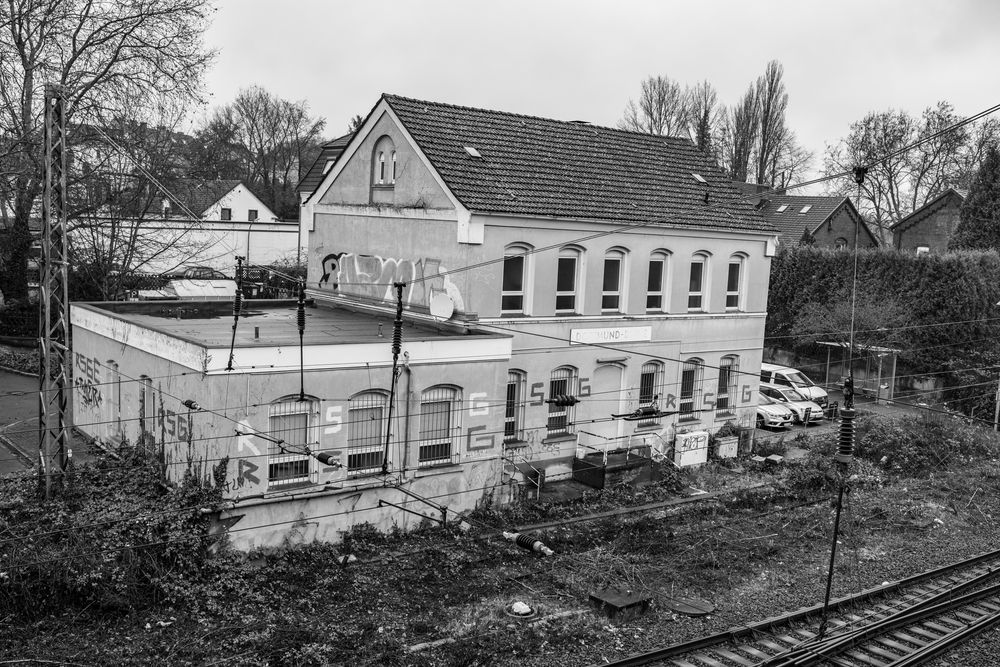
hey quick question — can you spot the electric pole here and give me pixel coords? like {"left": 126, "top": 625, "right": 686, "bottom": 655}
{"left": 38, "top": 83, "right": 70, "bottom": 499}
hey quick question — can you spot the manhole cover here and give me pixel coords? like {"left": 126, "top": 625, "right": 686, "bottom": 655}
{"left": 664, "top": 597, "right": 714, "bottom": 617}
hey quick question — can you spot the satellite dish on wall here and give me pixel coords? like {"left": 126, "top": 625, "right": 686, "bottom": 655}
{"left": 429, "top": 293, "right": 455, "bottom": 321}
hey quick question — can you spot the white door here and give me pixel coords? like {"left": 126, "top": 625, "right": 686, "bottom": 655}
{"left": 588, "top": 364, "right": 625, "bottom": 448}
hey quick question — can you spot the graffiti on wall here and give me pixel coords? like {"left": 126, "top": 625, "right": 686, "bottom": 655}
{"left": 73, "top": 352, "right": 103, "bottom": 409}
{"left": 318, "top": 251, "right": 465, "bottom": 310}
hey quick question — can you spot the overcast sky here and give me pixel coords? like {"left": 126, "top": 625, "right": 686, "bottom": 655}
{"left": 202, "top": 0, "right": 1000, "bottom": 185}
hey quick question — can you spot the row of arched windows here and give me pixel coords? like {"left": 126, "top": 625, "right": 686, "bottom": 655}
{"left": 501, "top": 244, "right": 748, "bottom": 316}
{"left": 266, "top": 386, "right": 462, "bottom": 488}
{"left": 503, "top": 356, "right": 742, "bottom": 443}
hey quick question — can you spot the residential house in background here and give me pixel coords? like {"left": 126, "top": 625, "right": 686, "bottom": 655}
{"left": 304, "top": 94, "right": 779, "bottom": 485}
{"left": 890, "top": 188, "right": 967, "bottom": 253}
{"left": 297, "top": 133, "right": 354, "bottom": 252}
{"left": 753, "top": 191, "right": 880, "bottom": 249}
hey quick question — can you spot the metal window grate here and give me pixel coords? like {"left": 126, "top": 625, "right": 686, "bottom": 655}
{"left": 680, "top": 361, "right": 699, "bottom": 416}
{"left": 717, "top": 357, "right": 738, "bottom": 413}
{"left": 547, "top": 367, "right": 576, "bottom": 436}
{"left": 419, "top": 387, "right": 459, "bottom": 467}
{"left": 639, "top": 362, "right": 662, "bottom": 426}
{"left": 348, "top": 392, "right": 386, "bottom": 475}
{"left": 505, "top": 371, "right": 525, "bottom": 443}
{"left": 268, "top": 400, "right": 315, "bottom": 487}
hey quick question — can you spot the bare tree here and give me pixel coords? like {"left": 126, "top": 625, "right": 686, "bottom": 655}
{"left": 618, "top": 75, "right": 689, "bottom": 137}
{"left": 822, "top": 102, "right": 998, "bottom": 242}
{"left": 191, "top": 86, "right": 326, "bottom": 219}
{"left": 686, "top": 80, "right": 722, "bottom": 157}
{"left": 720, "top": 86, "right": 759, "bottom": 183}
{"left": 754, "top": 60, "right": 790, "bottom": 186}
{"left": 0, "top": 0, "right": 214, "bottom": 302}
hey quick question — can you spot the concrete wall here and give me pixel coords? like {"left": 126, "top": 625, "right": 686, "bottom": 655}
{"left": 70, "top": 315, "right": 511, "bottom": 549}
{"left": 894, "top": 195, "right": 963, "bottom": 253}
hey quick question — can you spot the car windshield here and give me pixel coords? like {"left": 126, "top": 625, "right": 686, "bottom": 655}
{"left": 784, "top": 388, "right": 807, "bottom": 401}
{"left": 785, "top": 371, "right": 814, "bottom": 386}
{"left": 759, "top": 393, "right": 775, "bottom": 405}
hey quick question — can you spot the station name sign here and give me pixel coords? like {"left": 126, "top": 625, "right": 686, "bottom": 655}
{"left": 569, "top": 326, "right": 652, "bottom": 345}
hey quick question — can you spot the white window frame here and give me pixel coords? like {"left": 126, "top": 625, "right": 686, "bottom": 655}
{"left": 646, "top": 251, "right": 669, "bottom": 313}
{"left": 546, "top": 366, "right": 578, "bottom": 437}
{"left": 220, "top": 207, "right": 232, "bottom": 222}
{"left": 347, "top": 391, "right": 387, "bottom": 476}
{"left": 505, "top": 370, "right": 527, "bottom": 444}
{"left": 716, "top": 356, "right": 738, "bottom": 415}
{"left": 556, "top": 247, "right": 582, "bottom": 314}
{"left": 679, "top": 359, "right": 702, "bottom": 419}
{"left": 725, "top": 255, "right": 746, "bottom": 311}
{"left": 688, "top": 253, "right": 709, "bottom": 312}
{"left": 501, "top": 244, "right": 531, "bottom": 315}
{"left": 638, "top": 361, "right": 663, "bottom": 427}
{"left": 601, "top": 249, "right": 626, "bottom": 313}
{"left": 418, "top": 386, "right": 462, "bottom": 467}
{"left": 267, "top": 398, "right": 318, "bottom": 488}
{"left": 248, "top": 209, "right": 258, "bottom": 222}
{"left": 391, "top": 150, "right": 397, "bottom": 183}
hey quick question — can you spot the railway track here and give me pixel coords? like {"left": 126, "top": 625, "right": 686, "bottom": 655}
{"left": 597, "top": 547, "right": 1000, "bottom": 667}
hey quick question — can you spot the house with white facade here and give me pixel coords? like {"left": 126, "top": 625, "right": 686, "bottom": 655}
{"left": 302, "top": 95, "right": 781, "bottom": 481}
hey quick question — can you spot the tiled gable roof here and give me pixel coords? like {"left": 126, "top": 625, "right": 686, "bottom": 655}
{"left": 383, "top": 95, "right": 773, "bottom": 234}
{"left": 889, "top": 188, "right": 967, "bottom": 233}
{"left": 297, "top": 133, "right": 353, "bottom": 197}
{"left": 757, "top": 194, "right": 851, "bottom": 243}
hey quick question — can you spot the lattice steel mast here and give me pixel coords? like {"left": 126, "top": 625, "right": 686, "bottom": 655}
{"left": 38, "top": 84, "right": 70, "bottom": 499}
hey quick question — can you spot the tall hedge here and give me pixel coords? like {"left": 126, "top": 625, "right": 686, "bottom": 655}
{"left": 766, "top": 246, "right": 1000, "bottom": 413}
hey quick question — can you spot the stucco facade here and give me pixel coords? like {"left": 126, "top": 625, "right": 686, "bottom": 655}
{"left": 69, "top": 300, "right": 512, "bottom": 549}
{"left": 304, "top": 96, "right": 778, "bottom": 481}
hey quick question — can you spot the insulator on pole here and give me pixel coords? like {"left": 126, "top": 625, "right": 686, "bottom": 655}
{"left": 836, "top": 407, "right": 856, "bottom": 464}
{"left": 297, "top": 285, "right": 306, "bottom": 334}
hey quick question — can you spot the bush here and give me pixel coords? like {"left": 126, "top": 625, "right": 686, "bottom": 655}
{"left": 854, "top": 412, "right": 1000, "bottom": 477}
{"left": 0, "top": 444, "right": 227, "bottom": 617}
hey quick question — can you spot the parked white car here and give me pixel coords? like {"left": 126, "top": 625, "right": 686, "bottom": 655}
{"left": 756, "top": 393, "right": 795, "bottom": 429}
{"left": 760, "top": 363, "right": 829, "bottom": 408}
{"left": 759, "top": 383, "right": 824, "bottom": 424}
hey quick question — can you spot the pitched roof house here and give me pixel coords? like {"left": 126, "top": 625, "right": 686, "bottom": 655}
{"left": 753, "top": 192, "right": 879, "bottom": 249}
{"left": 890, "top": 188, "right": 967, "bottom": 253}
{"left": 297, "top": 133, "right": 354, "bottom": 202}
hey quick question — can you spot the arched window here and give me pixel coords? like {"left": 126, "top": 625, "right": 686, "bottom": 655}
{"left": 505, "top": 370, "right": 527, "bottom": 443}
{"left": 688, "top": 252, "right": 710, "bottom": 312}
{"left": 679, "top": 358, "right": 703, "bottom": 419}
{"left": 835, "top": 237, "right": 849, "bottom": 250}
{"left": 347, "top": 391, "right": 388, "bottom": 475}
{"left": 726, "top": 254, "right": 747, "bottom": 311}
{"left": 646, "top": 250, "right": 670, "bottom": 312}
{"left": 716, "top": 356, "right": 739, "bottom": 414}
{"left": 639, "top": 361, "right": 663, "bottom": 426}
{"left": 419, "top": 386, "right": 461, "bottom": 467}
{"left": 556, "top": 246, "right": 583, "bottom": 314}
{"left": 502, "top": 243, "right": 532, "bottom": 315}
{"left": 602, "top": 248, "right": 627, "bottom": 313}
{"left": 268, "top": 396, "right": 319, "bottom": 487}
{"left": 372, "top": 136, "right": 396, "bottom": 188}
{"left": 547, "top": 366, "right": 578, "bottom": 437}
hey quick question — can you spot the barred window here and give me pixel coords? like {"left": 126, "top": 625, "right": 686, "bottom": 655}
{"left": 547, "top": 366, "right": 578, "bottom": 437}
{"left": 680, "top": 359, "right": 702, "bottom": 418}
{"left": 505, "top": 370, "right": 526, "bottom": 444}
{"left": 638, "top": 361, "right": 663, "bottom": 427}
{"left": 348, "top": 391, "right": 387, "bottom": 475}
{"left": 268, "top": 398, "right": 317, "bottom": 488}
{"left": 716, "top": 356, "right": 739, "bottom": 413}
{"left": 419, "top": 386, "right": 461, "bottom": 467}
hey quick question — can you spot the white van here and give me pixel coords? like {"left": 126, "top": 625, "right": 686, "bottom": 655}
{"left": 760, "top": 362, "right": 829, "bottom": 407}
